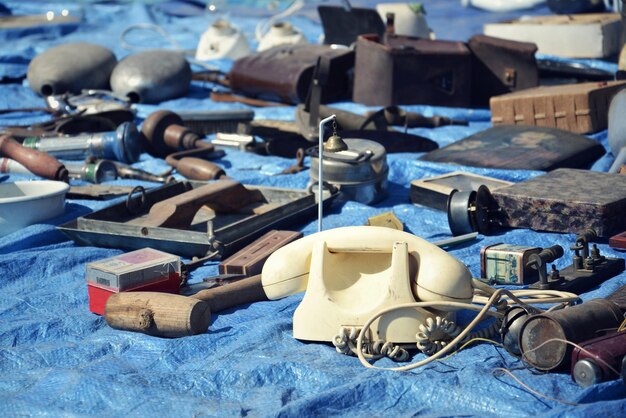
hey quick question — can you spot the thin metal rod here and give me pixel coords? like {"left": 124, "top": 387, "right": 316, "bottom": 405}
{"left": 318, "top": 114, "right": 336, "bottom": 232}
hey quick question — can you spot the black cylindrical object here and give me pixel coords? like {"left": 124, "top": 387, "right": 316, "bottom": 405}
{"left": 622, "top": 0, "right": 626, "bottom": 48}
{"left": 519, "top": 299, "right": 623, "bottom": 371}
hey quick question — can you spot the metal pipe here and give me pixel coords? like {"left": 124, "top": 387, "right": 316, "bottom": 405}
{"left": 318, "top": 114, "right": 336, "bottom": 232}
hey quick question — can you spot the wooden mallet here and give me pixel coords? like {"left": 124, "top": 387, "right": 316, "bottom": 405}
{"left": 104, "top": 274, "right": 267, "bottom": 338}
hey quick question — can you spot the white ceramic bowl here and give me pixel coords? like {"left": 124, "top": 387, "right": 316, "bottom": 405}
{"left": 0, "top": 180, "right": 69, "bottom": 236}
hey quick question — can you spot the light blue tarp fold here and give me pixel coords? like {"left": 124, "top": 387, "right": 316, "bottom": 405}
{"left": 0, "top": 1, "right": 624, "bottom": 416}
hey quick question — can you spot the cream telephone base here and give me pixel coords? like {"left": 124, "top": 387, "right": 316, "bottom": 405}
{"left": 261, "top": 226, "right": 474, "bottom": 345}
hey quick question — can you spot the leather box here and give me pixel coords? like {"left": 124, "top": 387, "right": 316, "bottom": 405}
{"left": 228, "top": 44, "right": 354, "bottom": 104}
{"left": 491, "top": 169, "right": 626, "bottom": 237}
{"left": 352, "top": 34, "right": 472, "bottom": 107}
{"left": 490, "top": 81, "right": 626, "bottom": 134}
{"left": 467, "top": 35, "right": 539, "bottom": 107}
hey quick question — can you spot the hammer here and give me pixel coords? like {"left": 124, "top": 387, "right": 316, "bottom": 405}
{"left": 104, "top": 274, "right": 267, "bottom": 338}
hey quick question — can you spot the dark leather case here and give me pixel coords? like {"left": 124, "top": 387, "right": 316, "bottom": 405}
{"left": 228, "top": 44, "right": 354, "bottom": 105}
{"left": 352, "top": 34, "right": 472, "bottom": 107}
{"left": 467, "top": 34, "right": 539, "bottom": 107}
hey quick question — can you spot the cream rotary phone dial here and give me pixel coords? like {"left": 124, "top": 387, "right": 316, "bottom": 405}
{"left": 261, "top": 226, "right": 474, "bottom": 344}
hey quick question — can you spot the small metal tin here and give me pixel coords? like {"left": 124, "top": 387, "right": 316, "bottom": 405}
{"left": 309, "top": 138, "right": 388, "bottom": 205}
{"left": 480, "top": 243, "right": 542, "bottom": 285}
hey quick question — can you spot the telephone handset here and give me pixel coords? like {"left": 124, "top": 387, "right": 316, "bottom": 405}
{"left": 261, "top": 226, "right": 474, "bottom": 344}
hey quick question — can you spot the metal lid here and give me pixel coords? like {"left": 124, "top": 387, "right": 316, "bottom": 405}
{"left": 519, "top": 314, "right": 567, "bottom": 371}
{"left": 310, "top": 138, "right": 388, "bottom": 184}
{"left": 573, "top": 359, "right": 603, "bottom": 388}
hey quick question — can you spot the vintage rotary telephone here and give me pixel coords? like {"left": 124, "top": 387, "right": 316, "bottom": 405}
{"left": 262, "top": 226, "right": 579, "bottom": 370}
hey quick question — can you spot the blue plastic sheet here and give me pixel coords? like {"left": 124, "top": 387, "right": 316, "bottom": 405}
{"left": 0, "top": 1, "right": 625, "bottom": 416}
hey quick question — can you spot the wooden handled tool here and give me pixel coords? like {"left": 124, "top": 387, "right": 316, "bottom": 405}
{"left": 0, "top": 134, "right": 69, "bottom": 182}
{"left": 104, "top": 274, "right": 268, "bottom": 338}
{"left": 165, "top": 156, "right": 228, "bottom": 181}
{"left": 142, "top": 180, "right": 261, "bottom": 229}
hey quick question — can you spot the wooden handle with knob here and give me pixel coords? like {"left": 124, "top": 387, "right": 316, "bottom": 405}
{"left": 0, "top": 134, "right": 69, "bottom": 182}
{"left": 104, "top": 275, "right": 268, "bottom": 338}
{"left": 191, "top": 274, "right": 267, "bottom": 311}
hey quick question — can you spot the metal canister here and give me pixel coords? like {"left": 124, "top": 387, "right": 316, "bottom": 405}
{"left": 519, "top": 299, "right": 624, "bottom": 371}
{"left": 309, "top": 138, "right": 388, "bottom": 205}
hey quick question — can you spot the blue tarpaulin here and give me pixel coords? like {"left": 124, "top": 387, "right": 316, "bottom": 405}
{"left": 0, "top": 1, "right": 625, "bottom": 416}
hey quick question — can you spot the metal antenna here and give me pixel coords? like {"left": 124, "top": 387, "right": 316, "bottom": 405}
{"left": 318, "top": 114, "right": 336, "bottom": 232}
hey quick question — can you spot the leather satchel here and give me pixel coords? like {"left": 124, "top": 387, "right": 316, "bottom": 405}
{"left": 352, "top": 34, "right": 473, "bottom": 107}
{"left": 228, "top": 44, "right": 354, "bottom": 105}
{"left": 467, "top": 35, "right": 539, "bottom": 107}
{"left": 353, "top": 33, "right": 539, "bottom": 108}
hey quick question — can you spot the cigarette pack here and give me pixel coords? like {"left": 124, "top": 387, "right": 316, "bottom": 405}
{"left": 86, "top": 248, "right": 181, "bottom": 315}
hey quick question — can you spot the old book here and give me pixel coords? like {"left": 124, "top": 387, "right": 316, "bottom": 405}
{"left": 490, "top": 81, "right": 626, "bottom": 134}
{"left": 419, "top": 125, "right": 605, "bottom": 171}
{"left": 609, "top": 231, "right": 626, "bottom": 249}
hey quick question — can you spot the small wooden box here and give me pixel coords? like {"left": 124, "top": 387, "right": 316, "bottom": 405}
{"left": 490, "top": 81, "right": 626, "bottom": 134}
{"left": 410, "top": 171, "right": 513, "bottom": 211}
{"left": 492, "top": 169, "right": 626, "bottom": 237}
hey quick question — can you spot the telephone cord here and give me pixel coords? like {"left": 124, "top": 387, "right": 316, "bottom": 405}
{"left": 415, "top": 312, "right": 503, "bottom": 356}
{"left": 333, "top": 327, "right": 410, "bottom": 362}
{"left": 342, "top": 286, "right": 576, "bottom": 359}
{"left": 355, "top": 288, "right": 579, "bottom": 371}
{"left": 471, "top": 280, "right": 579, "bottom": 305}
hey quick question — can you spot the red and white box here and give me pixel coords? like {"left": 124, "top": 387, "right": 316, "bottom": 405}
{"left": 86, "top": 248, "right": 181, "bottom": 315}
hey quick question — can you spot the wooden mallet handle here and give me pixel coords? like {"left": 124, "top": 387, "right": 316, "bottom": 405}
{"left": 104, "top": 275, "right": 267, "bottom": 338}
